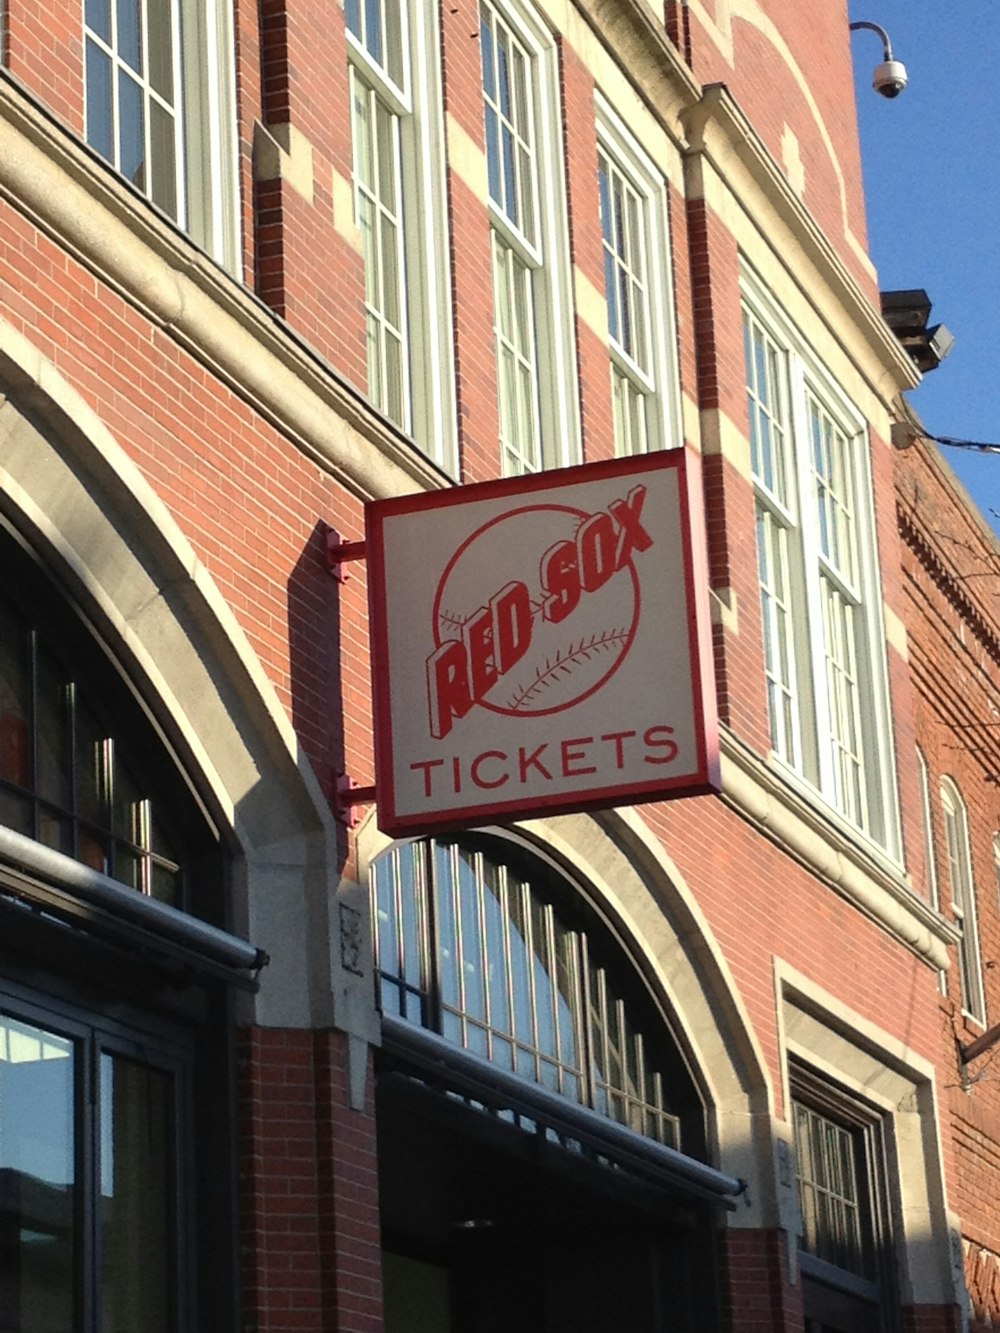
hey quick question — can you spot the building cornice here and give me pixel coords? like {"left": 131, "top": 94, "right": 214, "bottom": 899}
{"left": 898, "top": 498, "right": 1000, "bottom": 670}
{"left": 570, "top": 0, "right": 701, "bottom": 145}
{"left": 682, "top": 84, "right": 919, "bottom": 401}
{"left": 720, "top": 729, "right": 956, "bottom": 969}
{"left": 0, "top": 71, "right": 449, "bottom": 509}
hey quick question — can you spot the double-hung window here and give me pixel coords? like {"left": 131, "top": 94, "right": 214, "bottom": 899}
{"left": 596, "top": 103, "right": 678, "bottom": 457}
{"left": 348, "top": 0, "right": 410, "bottom": 431}
{"left": 792, "top": 1067, "right": 897, "bottom": 1332}
{"left": 347, "top": 0, "right": 454, "bottom": 464}
{"left": 480, "top": 0, "right": 576, "bottom": 475}
{"left": 941, "top": 777, "right": 985, "bottom": 1023}
{"left": 743, "top": 283, "right": 898, "bottom": 852}
{"left": 83, "top": 0, "right": 240, "bottom": 271}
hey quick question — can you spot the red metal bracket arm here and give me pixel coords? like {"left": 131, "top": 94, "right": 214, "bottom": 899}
{"left": 325, "top": 527, "right": 367, "bottom": 583}
{"left": 335, "top": 772, "right": 376, "bottom": 828}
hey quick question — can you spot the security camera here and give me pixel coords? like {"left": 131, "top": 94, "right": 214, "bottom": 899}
{"left": 872, "top": 58, "right": 908, "bottom": 98}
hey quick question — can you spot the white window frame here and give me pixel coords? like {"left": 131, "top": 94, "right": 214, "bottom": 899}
{"left": 941, "top": 776, "right": 986, "bottom": 1024}
{"left": 480, "top": 0, "right": 579, "bottom": 476}
{"left": 915, "top": 747, "right": 940, "bottom": 910}
{"left": 595, "top": 96, "right": 680, "bottom": 458}
{"left": 916, "top": 747, "right": 947, "bottom": 995}
{"left": 346, "top": 0, "right": 456, "bottom": 469}
{"left": 742, "top": 273, "right": 900, "bottom": 857}
{"left": 83, "top": 0, "right": 241, "bottom": 273}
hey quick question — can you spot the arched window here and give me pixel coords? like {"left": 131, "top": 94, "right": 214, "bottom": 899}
{"left": 0, "top": 536, "right": 217, "bottom": 915}
{"left": 941, "top": 777, "right": 985, "bottom": 1024}
{"left": 372, "top": 832, "right": 705, "bottom": 1154}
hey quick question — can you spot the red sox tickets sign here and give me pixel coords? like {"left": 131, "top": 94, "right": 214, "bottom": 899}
{"left": 365, "top": 450, "right": 720, "bottom": 836}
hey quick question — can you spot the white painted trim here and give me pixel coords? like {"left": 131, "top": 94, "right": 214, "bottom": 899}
{"left": 595, "top": 91, "right": 683, "bottom": 456}
{"left": 481, "top": 0, "right": 581, "bottom": 472}
{"left": 741, "top": 265, "right": 903, "bottom": 860}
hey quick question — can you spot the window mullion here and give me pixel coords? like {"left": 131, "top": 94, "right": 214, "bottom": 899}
{"left": 790, "top": 357, "right": 834, "bottom": 798}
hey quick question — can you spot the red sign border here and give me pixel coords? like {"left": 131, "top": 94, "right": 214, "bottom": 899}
{"left": 365, "top": 450, "right": 720, "bottom": 837}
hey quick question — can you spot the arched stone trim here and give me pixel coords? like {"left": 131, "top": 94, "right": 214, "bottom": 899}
{"left": 0, "top": 317, "right": 366, "bottom": 1033}
{"left": 356, "top": 802, "right": 779, "bottom": 1227}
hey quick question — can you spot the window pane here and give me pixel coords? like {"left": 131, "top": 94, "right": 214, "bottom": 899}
{"left": 150, "top": 861, "right": 180, "bottom": 905}
{"left": 118, "top": 0, "right": 143, "bottom": 74}
{"left": 118, "top": 72, "right": 147, "bottom": 190}
{"left": 86, "top": 39, "right": 115, "bottom": 165}
{"left": 35, "top": 651, "right": 70, "bottom": 809}
{"left": 0, "top": 788, "right": 32, "bottom": 836}
{"left": 364, "top": 0, "right": 383, "bottom": 64}
{"left": 384, "top": 0, "right": 404, "bottom": 87}
{"left": 0, "top": 600, "right": 31, "bottom": 788}
{"left": 149, "top": 100, "right": 178, "bottom": 220}
{"left": 147, "top": 0, "right": 175, "bottom": 100}
{"left": 112, "top": 752, "right": 144, "bottom": 844}
{"left": 100, "top": 1053, "right": 173, "bottom": 1333}
{"left": 76, "top": 702, "right": 107, "bottom": 829}
{"left": 86, "top": 0, "right": 112, "bottom": 43}
{"left": 0, "top": 1016, "right": 76, "bottom": 1333}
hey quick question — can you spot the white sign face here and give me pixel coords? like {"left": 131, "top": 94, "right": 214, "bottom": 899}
{"left": 366, "top": 452, "right": 719, "bottom": 836}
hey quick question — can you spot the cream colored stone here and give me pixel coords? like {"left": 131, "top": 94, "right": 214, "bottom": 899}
{"left": 574, "top": 265, "right": 608, "bottom": 340}
{"left": 711, "top": 586, "right": 739, "bottom": 633}
{"left": 446, "top": 112, "right": 488, "bottom": 201}
{"left": 332, "top": 166, "right": 363, "bottom": 255}
{"left": 883, "top": 601, "right": 910, "bottom": 660}
{"left": 252, "top": 120, "right": 315, "bottom": 205}
{"left": 780, "top": 124, "right": 805, "bottom": 198}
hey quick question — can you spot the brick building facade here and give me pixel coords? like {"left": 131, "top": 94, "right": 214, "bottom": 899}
{"left": 0, "top": 0, "right": 993, "bottom": 1330}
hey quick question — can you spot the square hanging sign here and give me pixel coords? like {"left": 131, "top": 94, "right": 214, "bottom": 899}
{"left": 364, "top": 450, "right": 720, "bottom": 836}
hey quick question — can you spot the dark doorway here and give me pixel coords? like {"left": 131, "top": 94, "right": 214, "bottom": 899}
{"left": 377, "top": 1068, "right": 720, "bottom": 1333}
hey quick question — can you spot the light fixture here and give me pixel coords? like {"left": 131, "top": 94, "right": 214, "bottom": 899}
{"left": 881, "top": 290, "right": 955, "bottom": 374}
{"left": 850, "top": 20, "right": 908, "bottom": 98}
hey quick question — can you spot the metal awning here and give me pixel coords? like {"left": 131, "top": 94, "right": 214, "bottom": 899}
{"left": 0, "top": 824, "right": 267, "bottom": 989}
{"left": 381, "top": 1013, "right": 745, "bottom": 1209}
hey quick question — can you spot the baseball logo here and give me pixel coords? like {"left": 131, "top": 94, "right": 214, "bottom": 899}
{"left": 425, "top": 484, "right": 653, "bottom": 740}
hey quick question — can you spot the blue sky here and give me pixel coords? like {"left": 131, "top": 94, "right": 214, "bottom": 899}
{"left": 849, "top": 1, "right": 1000, "bottom": 535}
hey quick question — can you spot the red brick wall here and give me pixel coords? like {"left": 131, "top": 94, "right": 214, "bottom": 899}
{"left": 5, "top": 0, "right": 83, "bottom": 133}
{"left": 896, "top": 438, "right": 1000, "bottom": 1320}
{"left": 239, "top": 1028, "right": 383, "bottom": 1332}
{"left": 719, "top": 1228, "right": 802, "bottom": 1332}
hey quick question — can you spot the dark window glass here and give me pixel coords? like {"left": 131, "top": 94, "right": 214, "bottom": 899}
{"left": 792, "top": 1070, "right": 895, "bottom": 1332}
{"left": 0, "top": 1005, "right": 183, "bottom": 1333}
{"left": 100, "top": 1053, "right": 173, "bottom": 1333}
{"left": 85, "top": 40, "right": 115, "bottom": 166}
{"left": 0, "top": 571, "right": 188, "bottom": 908}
